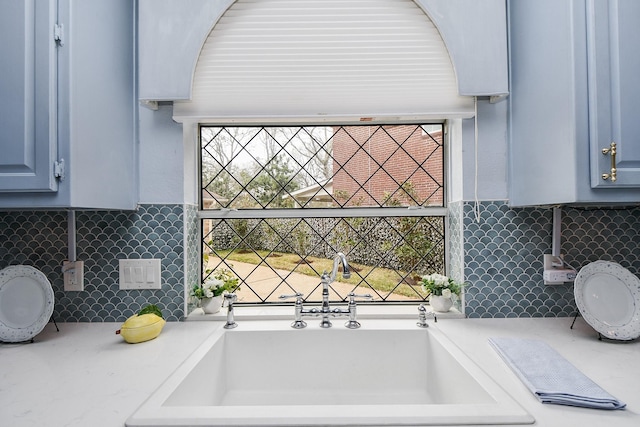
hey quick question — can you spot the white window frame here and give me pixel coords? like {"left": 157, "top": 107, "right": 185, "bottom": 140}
{"left": 195, "top": 121, "right": 452, "bottom": 305}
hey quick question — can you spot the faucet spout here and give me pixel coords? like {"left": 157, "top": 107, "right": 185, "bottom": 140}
{"left": 319, "top": 252, "right": 351, "bottom": 328}
{"left": 282, "top": 253, "right": 369, "bottom": 329}
{"left": 330, "top": 252, "right": 350, "bottom": 282}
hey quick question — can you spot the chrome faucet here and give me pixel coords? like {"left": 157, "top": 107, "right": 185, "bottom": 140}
{"left": 344, "top": 292, "right": 373, "bottom": 329}
{"left": 416, "top": 304, "right": 437, "bottom": 328}
{"left": 280, "top": 253, "right": 372, "bottom": 329}
{"left": 278, "top": 292, "right": 307, "bottom": 329}
{"left": 223, "top": 293, "right": 238, "bottom": 329}
{"left": 329, "top": 252, "right": 351, "bottom": 283}
{"left": 319, "top": 252, "right": 350, "bottom": 327}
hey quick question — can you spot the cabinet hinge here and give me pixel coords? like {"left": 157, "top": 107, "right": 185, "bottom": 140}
{"left": 54, "top": 159, "right": 65, "bottom": 180}
{"left": 54, "top": 23, "right": 64, "bottom": 46}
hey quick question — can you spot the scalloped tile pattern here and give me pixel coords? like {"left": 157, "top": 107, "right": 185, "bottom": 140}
{"left": 0, "top": 205, "right": 185, "bottom": 322}
{"left": 462, "top": 202, "right": 564, "bottom": 318}
{"left": 185, "top": 204, "right": 200, "bottom": 315}
{"left": 448, "top": 201, "right": 464, "bottom": 283}
{"left": 447, "top": 201, "right": 464, "bottom": 312}
{"left": 2, "top": 202, "right": 638, "bottom": 320}
{"left": 562, "top": 206, "right": 640, "bottom": 274}
{"left": 462, "top": 202, "right": 640, "bottom": 318}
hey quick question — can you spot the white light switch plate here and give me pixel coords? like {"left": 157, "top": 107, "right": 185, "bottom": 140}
{"left": 119, "top": 259, "right": 162, "bottom": 290}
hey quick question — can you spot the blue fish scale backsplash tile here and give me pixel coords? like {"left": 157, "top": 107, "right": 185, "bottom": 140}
{"left": 461, "top": 202, "right": 564, "bottom": 318}
{"left": 447, "top": 201, "right": 463, "bottom": 283}
{"left": 563, "top": 207, "right": 640, "bottom": 271}
{"left": 0, "top": 205, "right": 186, "bottom": 322}
{"left": 461, "top": 202, "right": 640, "bottom": 318}
{"left": 1, "top": 202, "right": 639, "bottom": 321}
{"left": 185, "top": 204, "right": 200, "bottom": 314}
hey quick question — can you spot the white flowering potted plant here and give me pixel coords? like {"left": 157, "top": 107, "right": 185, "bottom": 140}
{"left": 421, "top": 273, "right": 463, "bottom": 313}
{"left": 191, "top": 268, "right": 239, "bottom": 314}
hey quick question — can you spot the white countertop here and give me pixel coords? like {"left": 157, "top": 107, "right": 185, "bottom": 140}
{"left": 1, "top": 317, "right": 638, "bottom": 427}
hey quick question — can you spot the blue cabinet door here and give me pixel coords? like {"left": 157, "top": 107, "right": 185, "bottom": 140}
{"left": 0, "top": 0, "right": 58, "bottom": 192}
{"left": 588, "top": 0, "right": 640, "bottom": 188}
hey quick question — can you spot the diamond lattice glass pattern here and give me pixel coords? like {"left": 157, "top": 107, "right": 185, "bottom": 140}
{"left": 202, "top": 216, "right": 444, "bottom": 303}
{"left": 200, "top": 124, "right": 446, "bottom": 305}
{"left": 201, "top": 125, "right": 444, "bottom": 209}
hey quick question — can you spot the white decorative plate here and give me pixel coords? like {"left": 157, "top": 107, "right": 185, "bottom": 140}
{"left": 574, "top": 260, "right": 640, "bottom": 341}
{"left": 0, "top": 265, "right": 55, "bottom": 342}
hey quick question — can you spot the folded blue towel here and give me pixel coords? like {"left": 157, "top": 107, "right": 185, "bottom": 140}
{"left": 489, "top": 337, "right": 625, "bottom": 410}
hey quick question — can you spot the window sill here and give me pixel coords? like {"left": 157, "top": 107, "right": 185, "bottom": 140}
{"left": 185, "top": 304, "right": 464, "bottom": 322}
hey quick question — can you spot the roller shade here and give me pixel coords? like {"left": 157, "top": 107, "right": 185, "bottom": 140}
{"left": 173, "top": 0, "right": 474, "bottom": 122}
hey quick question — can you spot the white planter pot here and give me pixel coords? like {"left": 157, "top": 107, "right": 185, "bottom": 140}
{"left": 201, "top": 296, "right": 224, "bottom": 314}
{"left": 430, "top": 294, "right": 453, "bottom": 313}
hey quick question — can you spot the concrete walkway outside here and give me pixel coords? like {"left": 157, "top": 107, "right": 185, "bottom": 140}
{"left": 207, "top": 257, "right": 414, "bottom": 303}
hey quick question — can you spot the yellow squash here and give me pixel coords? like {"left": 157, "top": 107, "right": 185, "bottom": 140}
{"left": 116, "top": 313, "right": 166, "bottom": 344}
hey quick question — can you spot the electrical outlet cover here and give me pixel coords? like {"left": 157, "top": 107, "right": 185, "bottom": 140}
{"left": 63, "top": 260, "right": 84, "bottom": 291}
{"left": 543, "top": 254, "right": 575, "bottom": 285}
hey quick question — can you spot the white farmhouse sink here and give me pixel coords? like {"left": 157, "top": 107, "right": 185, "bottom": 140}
{"left": 127, "top": 320, "right": 533, "bottom": 426}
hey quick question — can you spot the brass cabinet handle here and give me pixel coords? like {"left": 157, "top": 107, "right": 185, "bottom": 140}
{"left": 602, "top": 142, "right": 617, "bottom": 182}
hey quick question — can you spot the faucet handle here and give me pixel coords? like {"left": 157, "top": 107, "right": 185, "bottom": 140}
{"left": 344, "top": 293, "right": 373, "bottom": 329}
{"left": 279, "top": 292, "right": 304, "bottom": 301}
{"left": 223, "top": 292, "right": 237, "bottom": 304}
{"left": 279, "top": 293, "right": 307, "bottom": 329}
{"left": 347, "top": 292, "right": 373, "bottom": 303}
{"left": 223, "top": 293, "right": 238, "bottom": 329}
{"left": 416, "top": 304, "right": 437, "bottom": 328}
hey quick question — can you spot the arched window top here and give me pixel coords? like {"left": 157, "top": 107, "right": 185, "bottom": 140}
{"left": 139, "top": 0, "right": 508, "bottom": 113}
{"left": 173, "top": 0, "right": 473, "bottom": 122}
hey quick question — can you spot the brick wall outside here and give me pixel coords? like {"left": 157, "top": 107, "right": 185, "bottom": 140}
{"left": 332, "top": 125, "right": 444, "bottom": 207}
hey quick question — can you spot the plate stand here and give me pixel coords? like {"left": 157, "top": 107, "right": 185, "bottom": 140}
{"left": 570, "top": 311, "right": 637, "bottom": 342}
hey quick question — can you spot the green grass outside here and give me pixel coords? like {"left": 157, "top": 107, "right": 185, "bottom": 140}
{"left": 212, "top": 250, "right": 428, "bottom": 299}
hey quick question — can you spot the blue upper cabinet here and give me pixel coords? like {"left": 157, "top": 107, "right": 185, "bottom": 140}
{"left": 587, "top": 0, "right": 640, "bottom": 189}
{"left": 508, "top": 0, "right": 640, "bottom": 206}
{"left": 0, "top": 0, "right": 58, "bottom": 192}
{"left": 0, "top": 0, "right": 136, "bottom": 209}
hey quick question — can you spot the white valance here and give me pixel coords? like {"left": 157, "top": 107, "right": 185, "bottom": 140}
{"left": 139, "top": 0, "right": 508, "bottom": 121}
{"left": 173, "top": 0, "right": 474, "bottom": 122}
